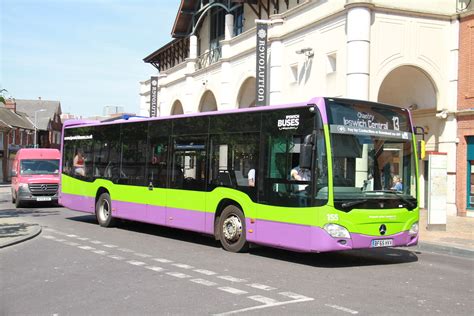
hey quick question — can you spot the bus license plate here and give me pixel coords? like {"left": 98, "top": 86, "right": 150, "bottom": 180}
{"left": 371, "top": 239, "right": 393, "bottom": 248}
{"left": 37, "top": 197, "right": 52, "bottom": 201}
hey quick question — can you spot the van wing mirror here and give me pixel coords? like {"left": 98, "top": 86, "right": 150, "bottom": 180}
{"left": 300, "top": 134, "right": 315, "bottom": 169}
{"left": 11, "top": 170, "right": 17, "bottom": 177}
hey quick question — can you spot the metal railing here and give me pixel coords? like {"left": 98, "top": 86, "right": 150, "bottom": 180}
{"left": 196, "top": 46, "right": 222, "bottom": 70}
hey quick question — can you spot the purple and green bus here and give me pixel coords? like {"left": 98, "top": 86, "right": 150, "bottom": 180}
{"left": 60, "top": 97, "right": 419, "bottom": 253}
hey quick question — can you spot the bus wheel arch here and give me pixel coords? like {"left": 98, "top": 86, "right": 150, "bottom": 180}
{"left": 215, "top": 200, "right": 249, "bottom": 253}
{"left": 95, "top": 187, "right": 115, "bottom": 227}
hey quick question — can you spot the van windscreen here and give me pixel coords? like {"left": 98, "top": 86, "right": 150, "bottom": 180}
{"left": 20, "top": 160, "right": 60, "bottom": 175}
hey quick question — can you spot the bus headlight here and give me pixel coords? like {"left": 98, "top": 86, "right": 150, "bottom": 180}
{"left": 409, "top": 222, "right": 419, "bottom": 236}
{"left": 18, "top": 183, "right": 29, "bottom": 191}
{"left": 324, "top": 223, "right": 350, "bottom": 239}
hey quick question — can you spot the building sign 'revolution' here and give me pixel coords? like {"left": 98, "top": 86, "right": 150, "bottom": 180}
{"left": 256, "top": 23, "right": 268, "bottom": 106}
{"left": 149, "top": 76, "right": 158, "bottom": 117}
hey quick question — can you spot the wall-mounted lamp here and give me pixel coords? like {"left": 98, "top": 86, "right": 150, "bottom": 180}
{"left": 295, "top": 47, "right": 314, "bottom": 58}
{"left": 435, "top": 110, "right": 448, "bottom": 119}
{"left": 409, "top": 104, "right": 418, "bottom": 111}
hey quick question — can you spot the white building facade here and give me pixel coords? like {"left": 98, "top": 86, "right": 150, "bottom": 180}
{"left": 140, "top": 0, "right": 460, "bottom": 214}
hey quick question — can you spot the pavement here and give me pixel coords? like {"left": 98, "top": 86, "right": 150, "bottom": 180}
{"left": 0, "top": 184, "right": 472, "bottom": 258}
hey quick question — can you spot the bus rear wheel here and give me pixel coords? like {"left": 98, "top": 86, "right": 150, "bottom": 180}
{"left": 218, "top": 205, "right": 249, "bottom": 253}
{"left": 96, "top": 192, "right": 115, "bottom": 227}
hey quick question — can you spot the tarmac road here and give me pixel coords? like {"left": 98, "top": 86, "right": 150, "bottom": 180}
{"left": 1, "top": 199, "right": 473, "bottom": 315}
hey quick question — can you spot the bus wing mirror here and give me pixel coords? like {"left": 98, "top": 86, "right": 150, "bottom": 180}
{"left": 11, "top": 169, "right": 17, "bottom": 177}
{"left": 417, "top": 140, "right": 426, "bottom": 160}
{"left": 300, "top": 134, "right": 314, "bottom": 169}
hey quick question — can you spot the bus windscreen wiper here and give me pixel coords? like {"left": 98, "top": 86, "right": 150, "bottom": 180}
{"left": 341, "top": 199, "right": 368, "bottom": 209}
{"left": 367, "top": 190, "right": 416, "bottom": 209}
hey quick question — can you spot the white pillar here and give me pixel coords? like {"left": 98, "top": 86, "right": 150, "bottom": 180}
{"left": 440, "top": 17, "right": 459, "bottom": 215}
{"left": 157, "top": 73, "right": 168, "bottom": 116}
{"left": 448, "top": 18, "right": 459, "bottom": 113}
{"left": 346, "top": 4, "right": 371, "bottom": 100}
{"left": 220, "top": 13, "right": 234, "bottom": 110}
{"left": 268, "top": 17, "right": 284, "bottom": 105}
{"left": 189, "top": 35, "right": 198, "bottom": 59}
{"left": 225, "top": 13, "right": 233, "bottom": 40}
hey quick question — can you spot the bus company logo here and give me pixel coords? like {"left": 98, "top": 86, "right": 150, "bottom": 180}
{"left": 379, "top": 224, "right": 387, "bottom": 235}
{"left": 402, "top": 132, "right": 409, "bottom": 139}
{"left": 258, "top": 28, "right": 267, "bottom": 39}
{"left": 151, "top": 79, "right": 158, "bottom": 87}
{"left": 277, "top": 114, "right": 300, "bottom": 130}
{"left": 337, "top": 126, "right": 347, "bottom": 133}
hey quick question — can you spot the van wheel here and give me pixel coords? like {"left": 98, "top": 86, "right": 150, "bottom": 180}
{"left": 11, "top": 190, "right": 16, "bottom": 203}
{"left": 95, "top": 192, "right": 115, "bottom": 227}
{"left": 15, "top": 196, "right": 23, "bottom": 208}
{"left": 218, "top": 205, "right": 249, "bottom": 253}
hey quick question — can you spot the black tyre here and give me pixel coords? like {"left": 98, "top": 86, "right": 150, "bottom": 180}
{"left": 11, "top": 190, "right": 16, "bottom": 204}
{"left": 96, "top": 192, "right": 115, "bottom": 227}
{"left": 15, "top": 195, "right": 23, "bottom": 208}
{"left": 218, "top": 205, "right": 249, "bottom": 253}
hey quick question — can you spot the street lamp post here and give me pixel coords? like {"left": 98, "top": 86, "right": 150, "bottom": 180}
{"left": 34, "top": 109, "right": 46, "bottom": 148}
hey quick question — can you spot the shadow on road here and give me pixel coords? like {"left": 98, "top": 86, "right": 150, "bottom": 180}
{"left": 67, "top": 213, "right": 418, "bottom": 267}
{"left": 0, "top": 222, "right": 38, "bottom": 238}
{"left": 248, "top": 245, "right": 418, "bottom": 268}
{"left": 67, "top": 214, "right": 221, "bottom": 249}
{"left": 0, "top": 207, "right": 60, "bottom": 218}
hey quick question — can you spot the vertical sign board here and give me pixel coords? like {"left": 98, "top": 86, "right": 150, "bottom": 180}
{"left": 256, "top": 23, "right": 268, "bottom": 106}
{"left": 427, "top": 153, "right": 447, "bottom": 230}
{"left": 149, "top": 76, "right": 158, "bottom": 117}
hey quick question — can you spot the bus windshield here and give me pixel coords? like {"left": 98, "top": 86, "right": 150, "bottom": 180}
{"left": 326, "top": 99, "right": 417, "bottom": 211}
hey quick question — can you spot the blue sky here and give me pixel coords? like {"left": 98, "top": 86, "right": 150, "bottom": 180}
{"left": 1, "top": 0, "right": 180, "bottom": 116}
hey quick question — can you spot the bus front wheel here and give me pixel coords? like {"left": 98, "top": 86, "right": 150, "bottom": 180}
{"left": 96, "top": 192, "right": 115, "bottom": 227}
{"left": 218, "top": 205, "right": 249, "bottom": 253}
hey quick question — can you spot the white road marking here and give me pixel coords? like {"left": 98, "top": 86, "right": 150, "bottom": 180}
{"left": 218, "top": 287, "right": 248, "bottom": 295}
{"left": 218, "top": 276, "right": 246, "bottom": 283}
{"left": 194, "top": 269, "right": 217, "bottom": 276}
{"left": 247, "top": 283, "right": 276, "bottom": 291}
{"left": 127, "top": 260, "right": 146, "bottom": 266}
{"left": 77, "top": 237, "right": 89, "bottom": 241}
{"left": 248, "top": 295, "right": 279, "bottom": 305}
{"left": 134, "top": 253, "right": 152, "bottom": 258}
{"left": 93, "top": 250, "right": 109, "bottom": 255}
{"left": 108, "top": 255, "right": 125, "bottom": 260}
{"left": 55, "top": 239, "right": 65, "bottom": 242}
{"left": 64, "top": 241, "right": 79, "bottom": 246}
{"left": 214, "top": 296, "right": 314, "bottom": 315}
{"left": 145, "top": 266, "right": 165, "bottom": 272}
{"left": 325, "top": 304, "right": 359, "bottom": 314}
{"left": 118, "top": 248, "right": 134, "bottom": 252}
{"left": 78, "top": 246, "right": 95, "bottom": 250}
{"left": 153, "top": 258, "right": 173, "bottom": 263}
{"left": 103, "top": 244, "right": 117, "bottom": 248}
{"left": 42, "top": 235, "right": 56, "bottom": 240}
{"left": 279, "top": 292, "right": 312, "bottom": 300}
{"left": 166, "top": 272, "right": 191, "bottom": 279}
{"left": 190, "top": 279, "right": 217, "bottom": 287}
{"left": 90, "top": 240, "right": 102, "bottom": 244}
{"left": 66, "top": 234, "right": 77, "bottom": 237}
{"left": 172, "top": 263, "right": 194, "bottom": 269}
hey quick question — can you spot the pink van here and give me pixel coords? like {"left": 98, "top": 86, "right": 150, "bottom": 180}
{"left": 11, "top": 148, "right": 61, "bottom": 208}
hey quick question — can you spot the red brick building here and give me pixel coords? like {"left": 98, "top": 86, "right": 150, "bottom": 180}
{"left": 456, "top": 11, "right": 474, "bottom": 217}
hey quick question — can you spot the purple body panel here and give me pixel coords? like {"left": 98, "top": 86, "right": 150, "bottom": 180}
{"left": 252, "top": 219, "right": 417, "bottom": 252}
{"left": 62, "top": 192, "right": 417, "bottom": 253}
{"left": 61, "top": 193, "right": 213, "bottom": 235}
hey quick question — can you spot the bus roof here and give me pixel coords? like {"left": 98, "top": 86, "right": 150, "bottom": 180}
{"left": 63, "top": 97, "right": 326, "bottom": 129}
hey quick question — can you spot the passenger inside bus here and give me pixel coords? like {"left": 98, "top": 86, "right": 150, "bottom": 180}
{"left": 73, "top": 149, "right": 85, "bottom": 176}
